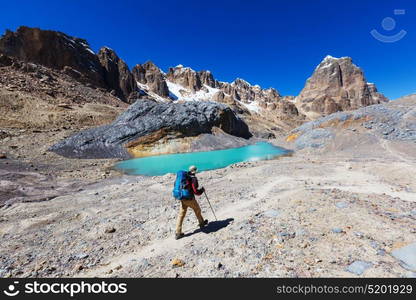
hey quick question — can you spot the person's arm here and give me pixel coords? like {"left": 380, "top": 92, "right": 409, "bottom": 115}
{"left": 191, "top": 177, "right": 204, "bottom": 196}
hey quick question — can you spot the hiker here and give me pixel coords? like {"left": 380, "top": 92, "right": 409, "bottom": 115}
{"left": 175, "top": 165, "right": 208, "bottom": 240}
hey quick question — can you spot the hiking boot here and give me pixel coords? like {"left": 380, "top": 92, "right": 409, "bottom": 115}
{"left": 199, "top": 219, "right": 208, "bottom": 229}
{"left": 175, "top": 233, "right": 185, "bottom": 240}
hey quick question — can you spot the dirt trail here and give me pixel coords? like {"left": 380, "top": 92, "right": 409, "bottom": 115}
{"left": 380, "top": 138, "right": 416, "bottom": 164}
{"left": 80, "top": 178, "right": 295, "bottom": 277}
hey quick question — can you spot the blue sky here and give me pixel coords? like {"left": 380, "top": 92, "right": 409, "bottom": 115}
{"left": 0, "top": 0, "right": 415, "bottom": 99}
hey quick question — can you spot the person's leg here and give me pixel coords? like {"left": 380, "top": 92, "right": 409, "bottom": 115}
{"left": 188, "top": 198, "right": 205, "bottom": 226}
{"left": 175, "top": 201, "right": 188, "bottom": 235}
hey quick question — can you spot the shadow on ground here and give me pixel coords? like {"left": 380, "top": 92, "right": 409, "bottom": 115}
{"left": 184, "top": 218, "right": 234, "bottom": 238}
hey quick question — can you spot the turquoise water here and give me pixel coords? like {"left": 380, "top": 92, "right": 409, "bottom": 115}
{"left": 115, "top": 142, "right": 290, "bottom": 176}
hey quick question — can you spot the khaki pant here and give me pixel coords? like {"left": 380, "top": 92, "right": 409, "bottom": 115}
{"left": 175, "top": 198, "right": 204, "bottom": 234}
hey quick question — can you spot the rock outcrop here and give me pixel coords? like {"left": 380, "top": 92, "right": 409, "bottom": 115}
{"left": 97, "top": 47, "right": 137, "bottom": 102}
{"left": 290, "top": 95, "right": 416, "bottom": 150}
{"left": 296, "top": 56, "right": 388, "bottom": 119}
{"left": 198, "top": 70, "right": 217, "bottom": 88}
{"left": 49, "top": 99, "right": 252, "bottom": 159}
{"left": 132, "top": 61, "right": 169, "bottom": 98}
{"left": 0, "top": 26, "right": 139, "bottom": 102}
{"left": 0, "top": 26, "right": 106, "bottom": 87}
{"left": 167, "top": 65, "right": 203, "bottom": 92}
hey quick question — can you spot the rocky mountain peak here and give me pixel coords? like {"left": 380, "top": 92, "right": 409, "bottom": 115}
{"left": 296, "top": 55, "right": 388, "bottom": 119}
{"left": 232, "top": 78, "right": 251, "bottom": 87}
{"left": 167, "top": 65, "right": 202, "bottom": 92}
{"left": 0, "top": 26, "right": 106, "bottom": 87}
{"left": 198, "top": 70, "right": 217, "bottom": 88}
{"left": 132, "top": 61, "right": 169, "bottom": 98}
{"left": 97, "top": 47, "right": 137, "bottom": 102}
{"left": 0, "top": 27, "right": 141, "bottom": 103}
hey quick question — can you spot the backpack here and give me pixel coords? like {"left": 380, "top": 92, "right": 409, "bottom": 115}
{"left": 172, "top": 170, "right": 192, "bottom": 200}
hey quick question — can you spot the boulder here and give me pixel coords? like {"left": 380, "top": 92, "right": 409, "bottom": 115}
{"left": 392, "top": 242, "right": 416, "bottom": 271}
{"left": 49, "top": 99, "right": 252, "bottom": 159}
{"left": 346, "top": 261, "right": 372, "bottom": 275}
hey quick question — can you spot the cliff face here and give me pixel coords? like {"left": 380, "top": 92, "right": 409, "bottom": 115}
{"left": 97, "top": 47, "right": 137, "bottom": 102}
{"left": 132, "top": 61, "right": 169, "bottom": 98}
{"left": 0, "top": 27, "right": 137, "bottom": 102}
{"left": 0, "top": 26, "right": 106, "bottom": 87}
{"left": 49, "top": 99, "right": 252, "bottom": 159}
{"left": 296, "top": 56, "right": 388, "bottom": 119}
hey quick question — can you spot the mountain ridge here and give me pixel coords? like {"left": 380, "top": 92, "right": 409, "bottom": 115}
{"left": 0, "top": 26, "right": 388, "bottom": 118}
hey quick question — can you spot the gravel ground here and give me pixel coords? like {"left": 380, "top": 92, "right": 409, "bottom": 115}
{"left": 1, "top": 140, "right": 415, "bottom": 278}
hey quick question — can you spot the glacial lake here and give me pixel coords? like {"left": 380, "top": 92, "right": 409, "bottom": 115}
{"left": 115, "top": 142, "right": 291, "bottom": 176}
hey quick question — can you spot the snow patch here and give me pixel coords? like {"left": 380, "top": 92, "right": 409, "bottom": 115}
{"left": 166, "top": 81, "right": 220, "bottom": 102}
{"left": 136, "top": 81, "right": 170, "bottom": 103}
{"left": 324, "top": 55, "right": 338, "bottom": 61}
{"left": 238, "top": 100, "right": 261, "bottom": 113}
{"left": 85, "top": 47, "right": 95, "bottom": 55}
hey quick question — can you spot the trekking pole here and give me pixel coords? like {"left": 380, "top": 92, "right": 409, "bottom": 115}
{"left": 203, "top": 190, "right": 217, "bottom": 221}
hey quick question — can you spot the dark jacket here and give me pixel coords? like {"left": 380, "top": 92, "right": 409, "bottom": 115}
{"left": 187, "top": 173, "right": 204, "bottom": 196}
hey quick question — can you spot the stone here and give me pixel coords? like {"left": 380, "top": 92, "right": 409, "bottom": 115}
{"left": 346, "top": 261, "right": 372, "bottom": 275}
{"left": 335, "top": 202, "right": 348, "bottom": 209}
{"left": 354, "top": 232, "right": 364, "bottom": 238}
{"left": 279, "top": 232, "right": 296, "bottom": 239}
{"left": 331, "top": 228, "right": 343, "bottom": 233}
{"left": 263, "top": 210, "right": 280, "bottom": 218}
{"left": 104, "top": 227, "right": 116, "bottom": 234}
{"left": 171, "top": 258, "right": 185, "bottom": 268}
{"left": 73, "top": 264, "right": 84, "bottom": 272}
{"left": 74, "top": 253, "right": 89, "bottom": 259}
{"left": 391, "top": 242, "right": 416, "bottom": 271}
{"left": 369, "top": 241, "right": 379, "bottom": 249}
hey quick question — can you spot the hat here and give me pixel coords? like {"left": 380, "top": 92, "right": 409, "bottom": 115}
{"left": 188, "top": 165, "right": 197, "bottom": 174}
